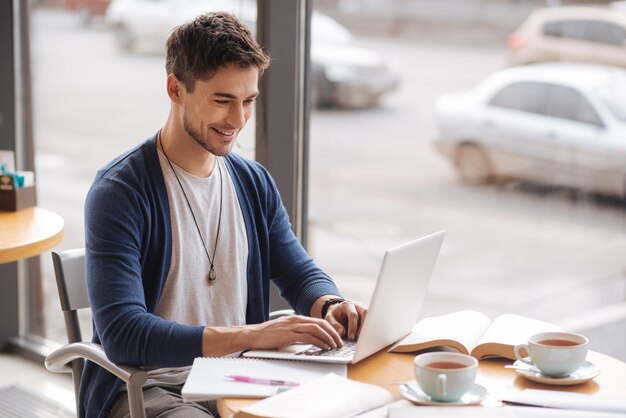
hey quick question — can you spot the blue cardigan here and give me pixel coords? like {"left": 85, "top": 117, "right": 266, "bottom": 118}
{"left": 82, "top": 136, "right": 341, "bottom": 417}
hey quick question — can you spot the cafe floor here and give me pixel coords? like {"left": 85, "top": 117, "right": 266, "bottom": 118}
{"left": 0, "top": 352, "right": 75, "bottom": 417}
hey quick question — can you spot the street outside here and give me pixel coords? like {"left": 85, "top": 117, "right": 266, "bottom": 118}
{"left": 31, "top": 7, "right": 626, "bottom": 359}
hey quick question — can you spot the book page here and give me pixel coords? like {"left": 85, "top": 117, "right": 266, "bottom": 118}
{"left": 356, "top": 400, "right": 412, "bottom": 418}
{"left": 182, "top": 357, "right": 346, "bottom": 401}
{"left": 471, "top": 314, "right": 561, "bottom": 359}
{"left": 235, "top": 373, "right": 394, "bottom": 418}
{"left": 389, "top": 311, "right": 491, "bottom": 354}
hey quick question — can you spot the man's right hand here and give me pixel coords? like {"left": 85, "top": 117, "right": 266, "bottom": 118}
{"left": 248, "top": 314, "right": 344, "bottom": 350}
{"left": 201, "top": 315, "right": 343, "bottom": 357}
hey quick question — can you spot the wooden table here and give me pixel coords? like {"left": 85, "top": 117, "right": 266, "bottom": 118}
{"left": 0, "top": 206, "right": 64, "bottom": 346}
{"left": 219, "top": 349, "right": 626, "bottom": 417}
{"left": 0, "top": 207, "right": 64, "bottom": 264}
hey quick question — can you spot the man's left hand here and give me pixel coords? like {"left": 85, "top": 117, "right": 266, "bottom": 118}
{"left": 324, "top": 300, "right": 367, "bottom": 340}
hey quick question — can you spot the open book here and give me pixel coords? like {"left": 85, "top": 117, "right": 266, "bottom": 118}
{"left": 388, "top": 310, "right": 561, "bottom": 360}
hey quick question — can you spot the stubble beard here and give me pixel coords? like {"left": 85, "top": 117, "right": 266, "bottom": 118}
{"left": 183, "top": 113, "right": 236, "bottom": 157}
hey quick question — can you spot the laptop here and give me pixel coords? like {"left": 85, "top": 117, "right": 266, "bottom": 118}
{"left": 242, "top": 230, "right": 445, "bottom": 364}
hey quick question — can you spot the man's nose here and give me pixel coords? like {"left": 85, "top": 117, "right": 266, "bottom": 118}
{"left": 226, "top": 103, "right": 246, "bottom": 128}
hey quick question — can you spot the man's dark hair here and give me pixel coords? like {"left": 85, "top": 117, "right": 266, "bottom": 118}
{"left": 166, "top": 12, "right": 270, "bottom": 92}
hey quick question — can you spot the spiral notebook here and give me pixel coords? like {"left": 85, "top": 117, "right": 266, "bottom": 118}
{"left": 181, "top": 357, "right": 347, "bottom": 401}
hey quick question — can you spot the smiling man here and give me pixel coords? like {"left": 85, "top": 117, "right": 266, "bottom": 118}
{"left": 83, "top": 12, "right": 365, "bottom": 418}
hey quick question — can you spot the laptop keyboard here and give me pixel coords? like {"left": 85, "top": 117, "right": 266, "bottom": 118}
{"left": 295, "top": 339, "right": 357, "bottom": 358}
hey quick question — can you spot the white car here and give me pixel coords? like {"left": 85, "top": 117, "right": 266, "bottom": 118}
{"left": 105, "top": 0, "right": 399, "bottom": 108}
{"left": 433, "top": 63, "right": 626, "bottom": 197}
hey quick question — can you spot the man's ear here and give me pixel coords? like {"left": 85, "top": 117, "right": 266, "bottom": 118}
{"left": 167, "top": 74, "right": 184, "bottom": 103}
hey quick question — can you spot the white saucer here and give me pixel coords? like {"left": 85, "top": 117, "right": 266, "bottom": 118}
{"left": 512, "top": 359, "right": 600, "bottom": 386}
{"left": 399, "top": 382, "right": 487, "bottom": 406}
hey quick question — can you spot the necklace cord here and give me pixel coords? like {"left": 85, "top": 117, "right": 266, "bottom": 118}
{"left": 158, "top": 131, "right": 223, "bottom": 279}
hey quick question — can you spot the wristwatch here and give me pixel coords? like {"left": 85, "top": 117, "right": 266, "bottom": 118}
{"left": 321, "top": 298, "right": 345, "bottom": 319}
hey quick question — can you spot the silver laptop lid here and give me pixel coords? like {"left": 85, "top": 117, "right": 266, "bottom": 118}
{"left": 351, "top": 230, "right": 444, "bottom": 363}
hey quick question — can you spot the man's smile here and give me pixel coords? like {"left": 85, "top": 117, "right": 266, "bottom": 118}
{"left": 212, "top": 127, "right": 237, "bottom": 137}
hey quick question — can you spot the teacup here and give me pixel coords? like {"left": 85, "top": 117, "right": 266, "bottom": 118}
{"left": 514, "top": 332, "right": 589, "bottom": 377}
{"left": 414, "top": 352, "right": 477, "bottom": 402}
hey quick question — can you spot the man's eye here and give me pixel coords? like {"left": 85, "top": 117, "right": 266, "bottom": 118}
{"left": 215, "top": 100, "right": 229, "bottom": 105}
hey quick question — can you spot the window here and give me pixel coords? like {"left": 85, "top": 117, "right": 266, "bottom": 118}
{"left": 19, "top": 1, "right": 626, "bottom": 365}
{"left": 544, "top": 20, "right": 585, "bottom": 39}
{"left": 548, "top": 85, "right": 604, "bottom": 126}
{"left": 308, "top": 3, "right": 626, "bottom": 364}
{"left": 590, "top": 21, "right": 626, "bottom": 45}
{"left": 601, "top": 95, "right": 626, "bottom": 122}
{"left": 29, "top": 0, "right": 259, "bottom": 344}
{"left": 544, "top": 19, "right": 626, "bottom": 46}
{"left": 488, "top": 81, "right": 549, "bottom": 115}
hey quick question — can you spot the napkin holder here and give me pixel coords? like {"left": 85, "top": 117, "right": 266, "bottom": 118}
{"left": 0, "top": 174, "right": 36, "bottom": 211}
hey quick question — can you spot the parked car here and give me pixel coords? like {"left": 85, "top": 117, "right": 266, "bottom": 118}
{"left": 104, "top": 0, "right": 399, "bottom": 108}
{"left": 66, "top": 0, "right": 112, "bottom": 25}
{"left": 507, "top": 6, "right": 626, "bottom": 69}
{"left": 433, "top": 63, "right": 626, "bottom": 197}
{"left": 308, "top": 13, "right": 399, "bottom": 108}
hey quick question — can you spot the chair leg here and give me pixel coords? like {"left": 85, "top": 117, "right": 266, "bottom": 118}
{"left": 127, "top": 384, "right": 146, "bottom": 418}
{"left": 70, "top": 361, "right": 82, "bottom": 416}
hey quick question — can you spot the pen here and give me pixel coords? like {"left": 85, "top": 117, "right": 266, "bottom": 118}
{"left": 224, "top": 375, "right": 300, "bottom": 387}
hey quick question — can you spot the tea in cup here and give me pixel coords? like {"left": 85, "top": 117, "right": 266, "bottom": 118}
{"left": 514, "top": 332, "right": 588, "bottom": 377}
{"left": 414, "top": 352, "right": 477, "bottom": 402}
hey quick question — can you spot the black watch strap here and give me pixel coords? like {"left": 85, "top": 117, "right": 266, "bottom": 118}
{"left": 321, "top": 298, "right": 345, "bottom": 319}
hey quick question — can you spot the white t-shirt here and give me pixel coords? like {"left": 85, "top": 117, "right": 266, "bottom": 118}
{"left": 145, "top": 151, "right": 248, "bottom": 386}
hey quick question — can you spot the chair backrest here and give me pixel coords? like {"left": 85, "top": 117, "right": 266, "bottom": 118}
{"left": 51, "top": 248, "right": 89, "bottom": 408}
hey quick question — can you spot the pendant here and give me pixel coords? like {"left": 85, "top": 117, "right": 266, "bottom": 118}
{"left": 208, "top": 267, "right": 217, "bottom": 284}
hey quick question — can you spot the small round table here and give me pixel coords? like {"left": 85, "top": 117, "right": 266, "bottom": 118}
{"left": 0, "top": 206, "right": 64, "bottom": 346}
{"left": 0, "top": 207, "right": 64, "bottom": 264}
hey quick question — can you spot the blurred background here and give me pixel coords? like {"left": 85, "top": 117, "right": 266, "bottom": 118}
{"left": 27, "top": 0, "right": 626, "bottom": 360}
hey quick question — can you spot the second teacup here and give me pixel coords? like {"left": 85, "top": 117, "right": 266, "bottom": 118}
{"left": 514, "top": 331, "right": 589, "bottom": 377}
{"left": 414, "top": 352, "right": 477, "bottom": 402}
